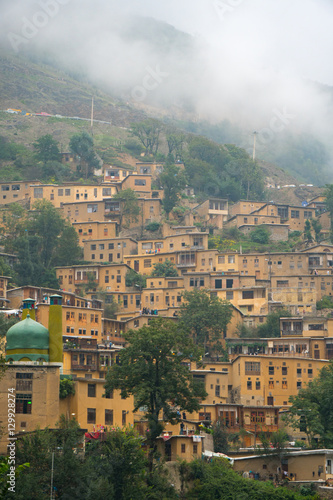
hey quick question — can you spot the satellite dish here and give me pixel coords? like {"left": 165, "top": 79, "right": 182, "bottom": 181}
{"left": 302, "top": 201, "right": 308, "bottom": 207}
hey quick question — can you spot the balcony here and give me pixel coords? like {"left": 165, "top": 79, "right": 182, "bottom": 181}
{"left": 281, "top": 328, "right": 302, "bottom": 336}
{"left": 71, "top": 364, "right": 97, "bottom": 371}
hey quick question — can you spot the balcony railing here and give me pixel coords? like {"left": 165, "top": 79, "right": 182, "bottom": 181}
{"left": 71, "top": 364, "right": 97, "bottom": 371}
{"left": 281, "top": 329, "right": 303, "bottom": 336}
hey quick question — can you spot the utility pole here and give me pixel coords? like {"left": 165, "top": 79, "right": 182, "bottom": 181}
{"left": 252, "top": 131, "right": 258, "bottom": 161}
{"left": 90, "top": 96, "right": 94, "bottom": 136}
{"left": 50, "top": 451, "right": 54, "bottom": 499}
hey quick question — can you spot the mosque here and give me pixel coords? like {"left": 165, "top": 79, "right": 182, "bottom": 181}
{"left": 0, "top": 295, "right": 63, "bottom": 454}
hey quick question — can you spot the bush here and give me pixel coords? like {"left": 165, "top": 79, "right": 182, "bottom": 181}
{"left": 250, "top": 225, "right": 270, "bottom": 244}
{"left": 145, "top": 222, "right": 162, "bottom": 232}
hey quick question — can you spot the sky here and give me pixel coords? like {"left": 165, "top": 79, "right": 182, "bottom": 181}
{"left": 1, "top": 0, "right": 333, "bottom": 156}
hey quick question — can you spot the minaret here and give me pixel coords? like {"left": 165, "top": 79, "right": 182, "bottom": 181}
{"left": 22, "top": 298, "right": 36, "bottom": 320}
{"left": 48, "top": 294, "right": 63, "bottom": 363}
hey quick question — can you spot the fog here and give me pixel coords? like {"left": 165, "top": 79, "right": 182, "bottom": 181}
{"left": 1, "top": 0, "right": 333, "bottom": 170}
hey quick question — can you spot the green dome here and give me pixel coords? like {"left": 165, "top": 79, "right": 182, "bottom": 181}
{"left": 6, "top": 315, "right": 49, "bottom": 352}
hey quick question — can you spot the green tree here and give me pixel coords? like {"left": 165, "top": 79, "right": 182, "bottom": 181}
{"left": 159, "top": 163, "right": 187, "bottom": 218}
{"left": 283, "top": 361, "right": 333, "bottom": 447}
{"left": 257, "top": 309, "right": 292, "bottom": 338}
{"left": 130, "top": 119, "right": 162, "bottom": 156}
{"left": 125, "top": 269, "right": 146, "bottom": 289}
{"left": 59, "top": 377, "right": 76, "bottom": 399}
{"left": 14, "top": 419, "right": 86, "bottom": 500}
{"left": 105, "top": 318, "right": 206, "bottom": 472}
{"left": 165, "top": 128, "right": 186, "bottom": 159}
{"left": 85, "top": 428, "right": 147, "bottom": 500}
{"left": 33, "top": 134, "right": 60, "bottom": 164}
{"left": 113, "top": 189, "right": 141, "bottom": 229}
{"left": 250, "top": 225, "right": 270, "bottom": 244}
{"left": 325, "top": 184, "right": 333, "bottom": 242}
{"left": 151, "top": 259, "right": 178, "bottom": 277}
{"left": 311, "top": 218, "right": 322, "bottom": 243}
{"left": 186, "top": 458, "right": 308, "bottom": 500}
{"left": 179, "top": 289, "right": 233, "bottom": 353}
{"left": 69, "top": 131, "right": 99, "bottom": 178}
{"left": 13, "top": 200, "right": 82, "bottom": 287}
{"left": 212, "top": 419, "right": 229, "bottom": 454}
{"left": 54, "top": 224, "right": 83, "bottom": 266}
{"left": 304, "top": 219, "right": 313, "bottom": 243}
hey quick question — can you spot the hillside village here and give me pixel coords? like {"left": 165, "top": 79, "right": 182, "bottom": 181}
{"left": 1, "top": 150, "right": 333, "bottom": 488}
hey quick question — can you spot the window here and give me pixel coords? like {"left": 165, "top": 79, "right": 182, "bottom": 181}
{"left": 242, "top": 290, "right": 254, "bottom": 299}
{"left": 144, "top": 259, "right": 152, "bottom": 268}
{"left": 277, "top": 280, "right": 289, "bottom": 288}
{"left": 308, "top": 369, "right": 313, "bottom": 378}
{"left": 103, "top": 187, "right": 112, "bottom": 196}
{"left": 218, "top": 256, "right": 225, "bottom": 264}
{"left": 256, "top": 381, "right": 260, "bottom": 390}
{"left": 193, "top": 444, "right": 198, "bottom": 454}
{"left": 105, "top": 409, "right": 113, "bottom": 425}
{"left": 87, "top": 204, "right": 98, "bottom": 213}
{"left": 16, "top": 377, "right": 33, "bottom": 391}
{"left": 16, "top": 394, "right": 32, "bottom": 414}
{"left": 282, "top": 367, "right": 288, "bottom": 375}
{"left": 291, "top": 210, "right": 300, "bottom": 219}
{"left": 245, "top": 362, "right": 261, "bottom": 375}
{"left": 116, "top": 275, "right": 121, "bottom": 283}
{"left": 268, "top": 380, "right": 274, "bottom": 389}
{"left": 269, "top": 366, "right": 274, "bottom": 375}
{"left": 251, "top": 411, "right": 265, "bottom": 423}
{"left": 226, "top": 291, "right": 233, "bottom": 300}
{"left": 58, "top": 188, "right": 63, "bottom": 196}
{"left": 34, "top": 187, "right": 43, "bottom": 198}
{"left": 215, "top": 385, "right": 220, "bottom": 396}
{"left": 226, "top": 279, "right": 233, "bottom": 289}
{"left": 297, "top": 381, "right": 302, "bottom": 390}
{"left": 282, "top": 380, "right": 288, "bottom": 389}
{"left": 297, "top": 368, "right": 302, "bottom": 377}
{"left": 181, "top": 444, "right": 186, "bottom": 453}
{"left": 109, "top": 243, "right": 114, "bottom": 250}
{"left": 215, "top": 279, "right": 222, "bottom": 289}
{"left": 87, "top": 408, "right": 96, "bottom": 424}
{"left": 91, "top": 244, "right": 96, "bottom": 250}
{"left": 135, "top": 179, "right": 146, "bottom": 186}
{"left": 88, "top": 384, "right": 96, "bottom": 397}
{"left": 247, "top": 380, "right": 252, "bottom": 390}
{"left": 228, "top": 255, "right": 235, "bottom": 264}
{"left": 99, "top": 244, "right": 105, "bottom": 250}
{"left": 65, "top": 189, "right": 71, "bottom": 196}
{"left": 122, "top": 410, "right": 127, "bottom": 426}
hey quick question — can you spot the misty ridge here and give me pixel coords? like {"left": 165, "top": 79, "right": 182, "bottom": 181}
{"left": 1, "top": 0, "right": 333, "bottom": 184}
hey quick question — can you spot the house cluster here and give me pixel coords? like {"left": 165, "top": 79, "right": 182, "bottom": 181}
{"left": 1, "top": 164, "right": 333, "bottom": 480}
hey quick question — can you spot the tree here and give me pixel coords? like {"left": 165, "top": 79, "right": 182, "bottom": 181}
{"left": 212, "top": 419, "right": 229, "bottom": 454}
{"left": 12, "top": 200, "right": 82, "bottom": 287}
{"left": 33, "top": 134, "right": 60, "bottom": 164}
{"left": 14, "top": 419, "right": 86, "bottom": 499}
{"left": 311, "top": 218, "right": 322, "bottom": 243}
{"left": 125, "top": 270, "right": 146, "bottom": 289}
{"left": 304, "top": 219, "right": 313, "bottom": 243}
{"left": 105, "top": 318, "right": 206, "bottom": 472}
{"left": 257, "top": 309, "right": 291, "bottom": 338}
{"left": 249, "top": 225, "right": 270, "bottom": 244}
{"left": 69, "top": 131, "right": 99, "bottom": 178}
{"left": 283, "top": 361, "right": 333, "bottom": 448}
{"left": 150, "top": 259, "right": 178, "bottom": 277}
{"left": 165, "top": 128, "right": 186, "bottom": 159}
{"left": 85, "top": 428, "right": 148, "bottom": 500}
{"left": 59, "top": 378, "right": 76, "bottom": 399}
{"left": 179, "top": 289, "right": 233, "bottom": 354}
{"left": 130, "top": 119, "right": 162, "bottom": 156}
{"left": 112, "top": 189, "right": 141, "bottom": 229}
{"left": 158, "top": 163, "right": 187, "bottom": 218}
